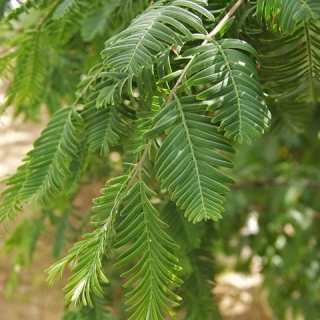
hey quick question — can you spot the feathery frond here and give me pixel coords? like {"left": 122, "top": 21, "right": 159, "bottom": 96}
{"left": 3, "top": 30, "right": 48, "bottom": 117}
{"left": 0, "top": 107, "right": 83, "bottom": 227}
{"left": 80, "top": 1, "right": 117, "bottom": 42}
{"left": 80, "top": 66, "right": 136, "bottom": 154}
{"left": 114, "top": 179, "right": 182, "bottom": 320}
{"left": 0, "top": 163, "right": 27, "bottom": 229}
{"left": 63, "top": 138, "right": 88, "bottom": 195}
{"left": 270, "top": 100, "right": 309, "bottom": 133}
{"left": 179, "top": 247, "right": 220, "bottom": 320}
{"left": 256, "top": 0, "right": 320, "bottom": 34}
{"left": 148, "top": 96, "right": 234, "bottom": 223}
{"left": 83, "top": 103, "right": 134, "bottom": 154}
{"left": 112, "top": 0, "right": 152, "bottom": 23}
{"left": 103, "top": 0, "right": 212, "bottom": 73}
{"left": 257, "top": 22, "right": 320, "bottom": 103}
{"left": 160, "top": 202, "right": 220, "bottom": 318}
{"left": 293, "top": 0, "right": 320, "bottom": 23}
{"left": 52, "top": 0, "right": 84, "bottom": 20}
{"left": 100, "top": 0, "right": 214, "bottom": 102}
{"left": 19, "top": 107, "right": 83, "bottom": 206}
{"left": 79, "top": 292, "right": 117, "bottom": 320}
{"left": 46, "top": 175, "right": 129, "bottom": 306}
{"left": 161, "top": 202, "right": 205, "bottom": 252}
{"left": 122, "top": 96, "right": 162, "bottom": 172}
{"left": 182, "top": 39, "right": 271, "bottom": 143}
{"left": 256, "top": 0, "right": 301, "bottom": 34}
{"left": 44, "top": 1, "right": 87, "bottom": 45}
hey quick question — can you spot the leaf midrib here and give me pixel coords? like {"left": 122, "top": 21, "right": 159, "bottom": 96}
{"left": 177, "top": 100, "right": 208, "bottom": 221}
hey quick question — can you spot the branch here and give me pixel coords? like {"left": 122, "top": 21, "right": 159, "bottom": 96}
{"left": 231, "top": 179, "right": 320, "bottom": 189}
{"left": 102, "top": 140, "right": 152, "bottom": 230}
{"left": 36, "top": 0, "right": 62, "bottom": 29}
{"left": 73, "top": 66, "right": 105, "bottom": 107}
{"left": 167, "top": 0, "right": 246, "bottom": 104}
{"left": 207, "top": 0, "right": 245, "bottom": 39}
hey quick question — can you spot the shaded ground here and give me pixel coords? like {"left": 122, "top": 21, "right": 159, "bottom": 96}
{"left": 0, "top": 99, "right": 273, "bottom": 319}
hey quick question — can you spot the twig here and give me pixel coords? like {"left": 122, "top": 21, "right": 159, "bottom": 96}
{"left": 231, "top": 179, "right": 320, "bottom": 189}
{"left": 167, "top": 0, "right": 246, "bottom": 103}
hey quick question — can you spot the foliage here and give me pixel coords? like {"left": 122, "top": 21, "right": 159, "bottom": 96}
{"left": 0, "top": 0, "right": 320, "bottom": 319}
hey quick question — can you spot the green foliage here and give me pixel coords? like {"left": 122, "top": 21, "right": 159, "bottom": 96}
{"left": 63, "top": 297, "right": 116, "bottom": 320}
{"left": 0, "top": 0, "right": 320, "bottom": 319}
{"left": 46, "top": 174, "right": 124, "bottom": 307}
{"left": 162, "top": 202, "right": 221, "bottom": 319}
{"left": 0, "top": 106, "right": 83, "bottom": 227}
{"left": 246, "top": 0, "right": 320, "bottom": 109}
{"left": 152, "top": 97, "right": 234, "bottom": 222}
{"left": 182, "top": 39, "right": 270, "bottom": 143}
{"left": 114, "top": 179, "right": 182, "bottom": 319}
{"left": 52, "top": 0, "right": 84, "bottom": 20}
{"left": 5, "top": 30, "right": 48, "bottom": 116}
